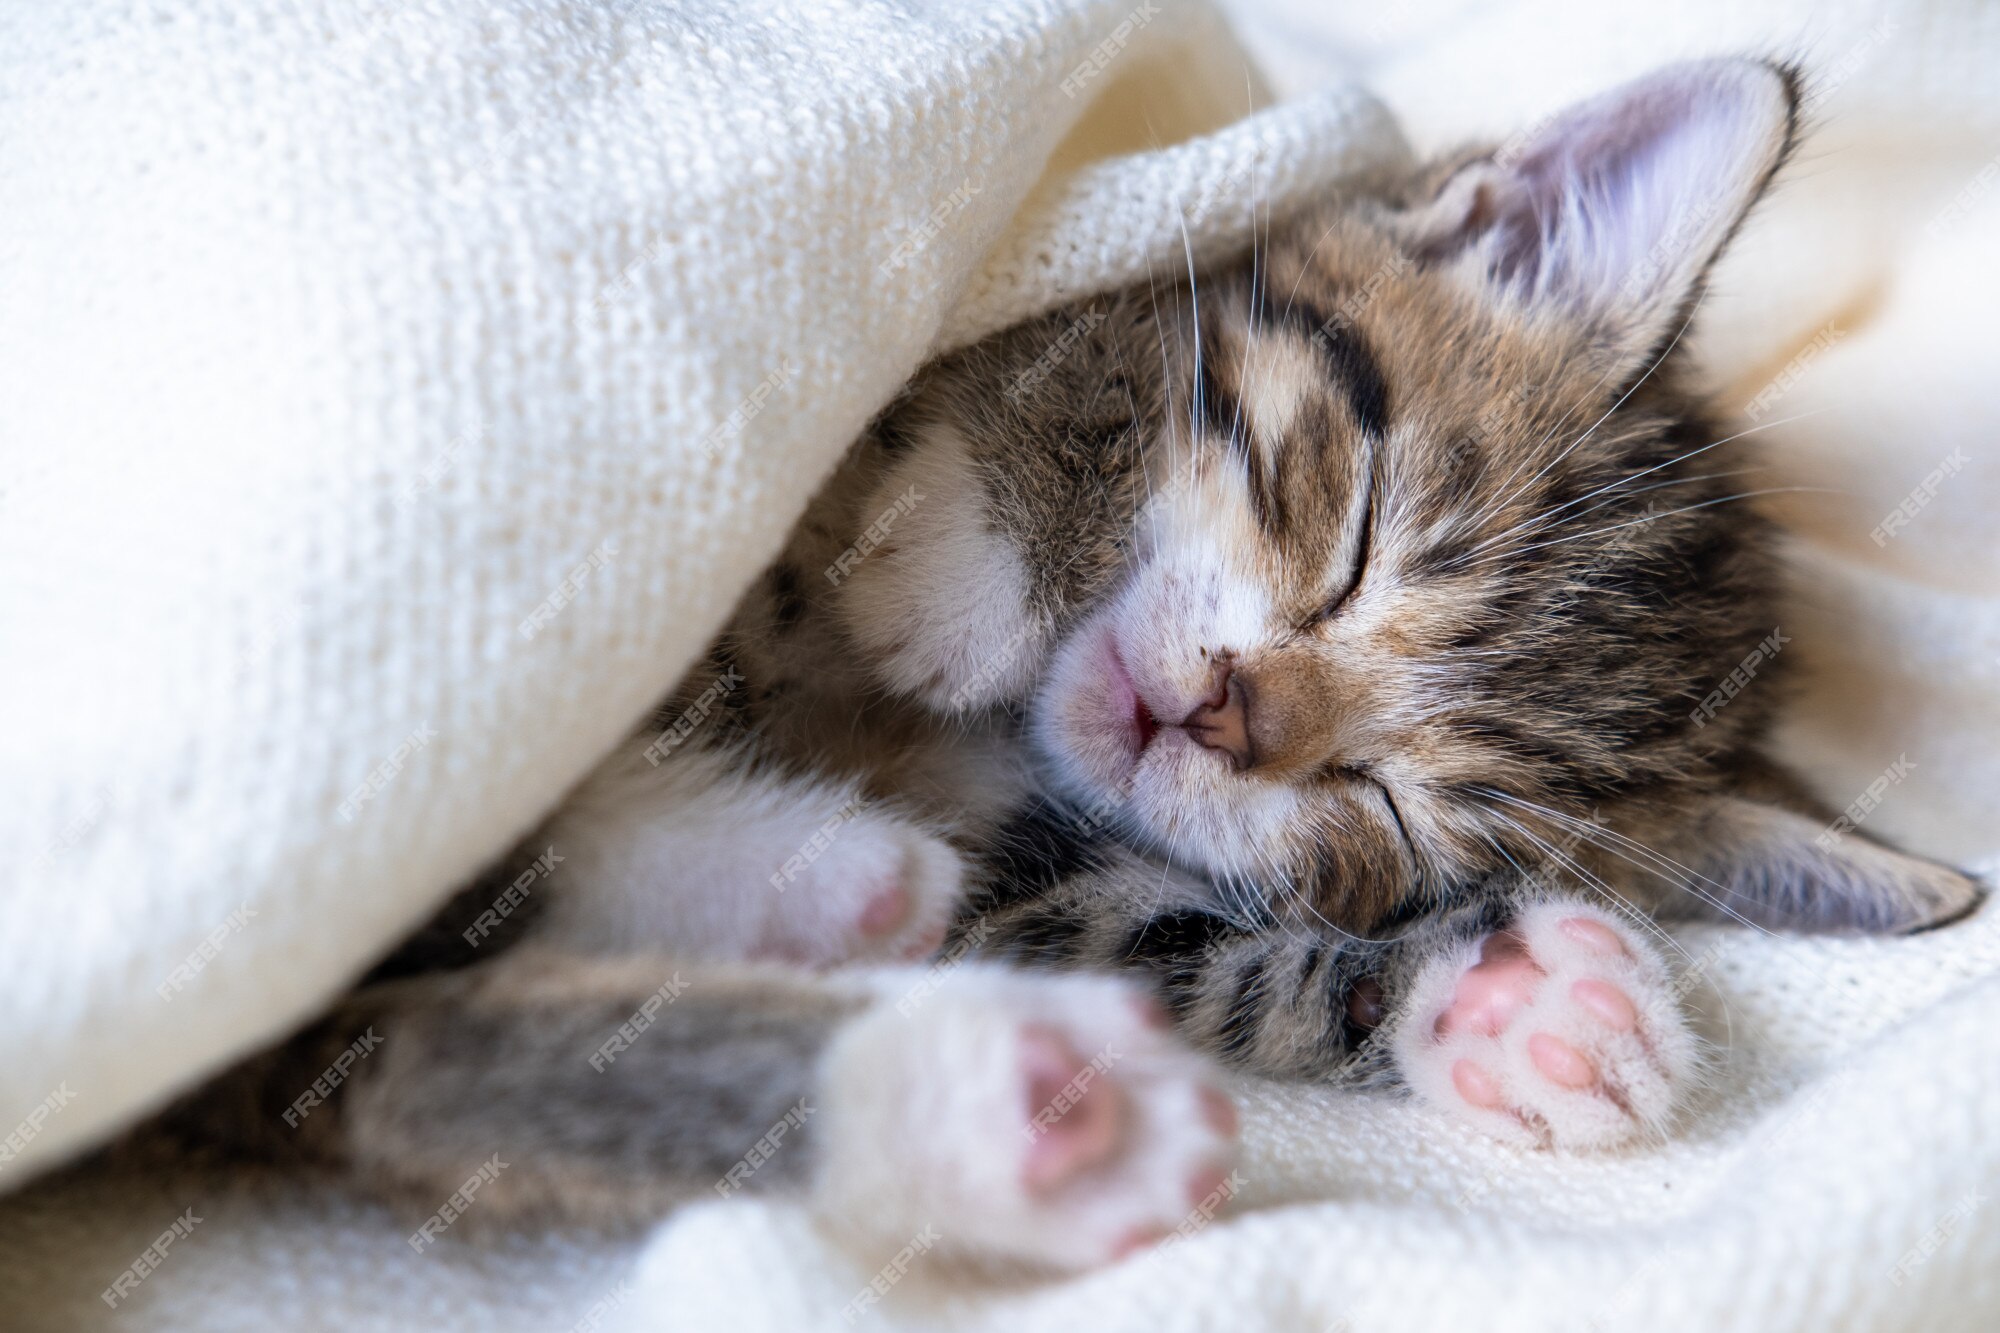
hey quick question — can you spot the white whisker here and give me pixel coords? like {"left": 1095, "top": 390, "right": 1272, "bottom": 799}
{"left": 1470, "top": 486, "right": 1838, "bottom": 565}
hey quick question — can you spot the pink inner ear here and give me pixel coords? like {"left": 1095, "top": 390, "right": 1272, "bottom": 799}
{"left": 1467, "top": 59, "right": 1794, "bottom": 319}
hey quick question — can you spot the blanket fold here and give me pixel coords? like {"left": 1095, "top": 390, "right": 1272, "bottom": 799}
{"left": 0, "top": 0, "right": 1401, "bottom": 1186}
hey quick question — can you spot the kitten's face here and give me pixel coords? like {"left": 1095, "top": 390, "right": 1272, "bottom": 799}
{"left": 1020, "top": 66, "right": 1800, "bottom": 929}
{"left": 1028, "top": 238, "right": 1771, "bottom": 927}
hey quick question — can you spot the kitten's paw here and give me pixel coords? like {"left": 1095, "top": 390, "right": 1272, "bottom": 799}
{"left": 832, "top": 427, "right": 1050, "bottom": 714}
{"left": 1390, "top": 902, "right": 1697, "bottom": 1150}
{"left": 815, "top": 968, "right": 1238, "bottom": 1272}
{"left": 759, "top": 816, "right": 964, "bottom": 966}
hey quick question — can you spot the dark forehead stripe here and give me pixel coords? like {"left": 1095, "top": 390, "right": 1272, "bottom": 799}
{"left": 1317, "top": 321, "right": 1390, "bottom": 438}
{"left": 1262, "top": 290, "right": 1391, "bottom": 439}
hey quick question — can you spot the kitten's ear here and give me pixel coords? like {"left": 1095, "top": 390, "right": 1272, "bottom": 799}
{"left": 1397, "top": 59, "right": 1799, "bottom": 370}
{"left": 1651, "top": 792, "right": 1984, "bottom": 935}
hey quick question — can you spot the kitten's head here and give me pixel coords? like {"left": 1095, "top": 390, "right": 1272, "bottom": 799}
{"left": 858, "top": 59, "right": 1977, "bottom": 935}
{"left": 1024, "top": 58, "right": 1806, "bottom": 929}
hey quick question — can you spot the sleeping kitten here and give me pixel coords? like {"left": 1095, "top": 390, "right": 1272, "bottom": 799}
{"left": 159, "top": 58, "right": 1980, "bottom": 1272}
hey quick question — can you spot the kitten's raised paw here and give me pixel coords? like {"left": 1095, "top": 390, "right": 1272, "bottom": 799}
{"left": 832, "top": 433, "right": 1050, "bottom": 714}
{"left": 1390, "top": 902, "right": 1697, "bottom": 1150}
{"left": 815, "top": 968, "right": 1237, "bottom": 1272}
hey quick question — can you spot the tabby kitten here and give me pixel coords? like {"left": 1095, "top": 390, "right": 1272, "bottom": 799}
{"left": 163, "top": 58, "right": 1980, "bottom": 1273}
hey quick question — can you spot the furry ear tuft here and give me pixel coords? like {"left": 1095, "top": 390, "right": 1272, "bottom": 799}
{"left": 1399, "top": 58, "right": 1800, "bottom": 370}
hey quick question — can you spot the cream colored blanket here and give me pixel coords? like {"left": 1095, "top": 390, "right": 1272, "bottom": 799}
{"left": 3, "top": 0, "right": 1996, "bottom": 1329}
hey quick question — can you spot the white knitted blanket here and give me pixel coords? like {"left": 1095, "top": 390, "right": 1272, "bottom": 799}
{"left": 3, "top": 0, "right": 1997, "bottom": 1329}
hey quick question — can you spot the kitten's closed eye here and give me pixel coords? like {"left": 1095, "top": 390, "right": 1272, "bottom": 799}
{"left": 1299, "top": 497, "right": 1373, "bottom": 630}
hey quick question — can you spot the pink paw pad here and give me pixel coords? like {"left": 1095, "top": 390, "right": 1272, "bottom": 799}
{"left": 1016, "top": 1024, "right": 1239, "bottom": 1253}
{"left": 1196, "top": 1084, "right": 1238, "bottom": 1137}
{"left": 1526, "top": 1033, "right": 1596, "bottom": 1088}
{"left": 1131, "top": 994, "right": 1172, "bottom": 1031}
{"left": 1435, "top": 931, "right": 1542, "bottom": 1039}
{"left": 1451, "top": 1059, "right": 1505, "bottom": 1109}
{"left": 859, "top": 874, "right": 948, "bottom": 961}
{"left": 856, "top": 882, "right": 910, "bottom": 938}
{"left": 1559, "top": 916, "right": 1630, "bottom": 957}
{"left": 1020, "top": 1027, "right": 1127, "bottom": 1194}
{"left": 1570, "top": 978, "right": 1637, "bottom": 1030}
{"left": 1111, "top": 1226, "right": 1171, "bottom": 1260}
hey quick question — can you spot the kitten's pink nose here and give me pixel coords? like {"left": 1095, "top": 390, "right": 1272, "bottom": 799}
{"left": 1182, "top": 664, "right": 1254, "bottom": 770}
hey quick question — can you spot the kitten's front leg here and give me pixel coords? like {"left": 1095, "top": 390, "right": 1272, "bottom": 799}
{"left": 534, "top": 742, "right": 965, "bottom": 968}
{"left": 833, "top": 424, "right": 1057, "bottom": 712}
{"left": 1382, "top": 898, "right": 1700, "bottom": 1150}
{"left": 835, "top": 345, "right": 1145, "bottom": 715}
{"left": 1143, "top": 892, "right": 1699, "bottom": 1149}
{"left": 973, "top": 829, "right": 1697, "bottom": 1149}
